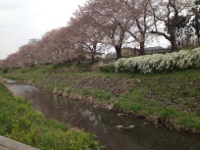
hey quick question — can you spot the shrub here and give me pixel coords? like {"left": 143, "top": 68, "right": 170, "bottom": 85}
{"left": 114, "top": 47, "right": 200, "bottom": 74}
{"left": 99, "top": 62, "right": 115, "bottom": 72}
{"left": 2, "top": 69, "right": 8, "bottom": 73}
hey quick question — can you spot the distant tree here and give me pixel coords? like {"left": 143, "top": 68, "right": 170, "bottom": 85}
{"left": 1, "top": 52, "right": 20, "bottom": 69}
{"left": 18, "top": 43, "right": 38, "bottom": 67}
{"left": 175, "top": 15, "right": 196, "bottom": 48}
{"left": 174, "top": 0, "right": 200, "bottom": 47}
{"left": 149, "top": 0, "right": 192, "bottom": 52}
{"left": 70, "top": 8, "right": 105, "bottom": 63}
{"left": 0, "top": 60, "right": 3, "bottom": 69}
{"left": 40, "top": 29, "right": 64, "bottom": 64}
{"left": 57, "top": 26, "right": 86, "bottom": 64}
{"left": 39, "top": 27, "right": 85, "bottom": 65}
{"left": 191, "top": 0, "right": 200, "bottom": 44}
{"left": 32, "top": 40, "right": 51, "bottom": 65}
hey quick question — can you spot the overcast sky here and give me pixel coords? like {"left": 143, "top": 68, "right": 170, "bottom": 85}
{"left": 0, "top": 0, "right": 86, "bottom": 59}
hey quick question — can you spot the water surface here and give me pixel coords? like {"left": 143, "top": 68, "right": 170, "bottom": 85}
{"left": 6, "top": 83, "right": 200, "bottom": 150}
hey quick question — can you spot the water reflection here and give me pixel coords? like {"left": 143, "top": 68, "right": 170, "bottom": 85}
{"left": 6, "top": 83, "right": 200, "bottom": 150}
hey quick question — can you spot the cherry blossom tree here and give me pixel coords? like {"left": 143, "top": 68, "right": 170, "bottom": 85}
{"left": 122, "top": 0, "right": 153, "bottom": 55}
{"left": 69, "top": 8, "right": 106, "bottom": 63}
{"left": 81, "top": 0, "right": 132, "bottom": 59}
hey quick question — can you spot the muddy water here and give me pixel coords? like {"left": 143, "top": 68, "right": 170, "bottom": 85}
{"left": 6, "top": 83, "right": 200, "bottom": 150}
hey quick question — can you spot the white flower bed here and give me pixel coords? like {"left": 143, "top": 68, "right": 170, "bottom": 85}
{"left": 114, "top": 47, "right": 200, "bottom": 74}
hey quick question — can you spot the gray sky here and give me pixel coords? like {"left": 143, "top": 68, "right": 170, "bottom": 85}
{"left": 0, "top": 0, "right": 86, "bottom": 59}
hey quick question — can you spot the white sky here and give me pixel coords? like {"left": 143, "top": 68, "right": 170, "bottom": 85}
{"left": 0, "top": 0, "right": 86, "bottom": 59}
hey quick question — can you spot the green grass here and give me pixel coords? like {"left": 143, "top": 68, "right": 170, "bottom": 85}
{"left": 0, "top": 83, "right": 102, "bottom": 150}
{"left": 93, "top": 89, "right": 112, "bottom": 101}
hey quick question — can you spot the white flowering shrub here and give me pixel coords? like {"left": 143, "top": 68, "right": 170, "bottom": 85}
{"left": 114, "top": 47, "right": 200, "bottom": 74}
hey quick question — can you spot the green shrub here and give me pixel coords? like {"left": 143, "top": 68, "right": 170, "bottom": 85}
{"left": 99, "top": 62, "right": 115, "bottom": 72}
{"left": 2, "top": 69, "right": 8, "bottom": 73}
{"left": 159, "top": 107, "right": 178, "bottom": 120}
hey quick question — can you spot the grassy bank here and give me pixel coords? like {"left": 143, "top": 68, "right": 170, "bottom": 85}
{"left": 1, "top": 63, "right": 200, "bottom": 134}
{"left": 0, "top": 82, "right": 102, "bottom": 150}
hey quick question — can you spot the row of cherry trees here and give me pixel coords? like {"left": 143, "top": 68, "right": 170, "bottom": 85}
{"left": 1, "top": 0, "right": 199, "bottom": 69}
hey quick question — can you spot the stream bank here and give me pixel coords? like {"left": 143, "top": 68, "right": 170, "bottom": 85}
{"left": 1, "top": 65, "right": 200, "bottom": 134}
{"left": 4, "top": 81, "right": 200, "bottom": 150}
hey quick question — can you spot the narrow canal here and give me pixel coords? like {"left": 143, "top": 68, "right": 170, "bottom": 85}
{"left": 6, "top": 83, "right": 200, "bottom": 150}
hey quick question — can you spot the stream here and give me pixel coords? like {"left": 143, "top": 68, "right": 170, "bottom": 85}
{"left": 5, "top": 82, "right": 200, "bottom": 150}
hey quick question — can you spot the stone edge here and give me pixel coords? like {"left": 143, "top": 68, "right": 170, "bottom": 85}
{"left": 0, "top": 136, "right": 40, "bottom": 150}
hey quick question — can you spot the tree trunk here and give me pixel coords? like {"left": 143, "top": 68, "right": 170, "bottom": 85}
{"left": 195, "top": 12, "right": 200, "bottom": 45}
{"left": 170, "top": 37, "right": 177, "bottom": 52}
{"left": 115, "top": 44, "right": 122, "bottom": 59}
{"left": 139, "top": 41, "right": 145, "bottom": 55}
{"left": 76, "top": 58, "right": 81, "bottom": 65}
{"left": 91, "top": 52, "right": 95, "bottom": 64}
{"left": 169, "top": 32, "right": 178, "bottom": 52}
{"left": 91, "top": 43, "right": 96, "bottom": 64}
